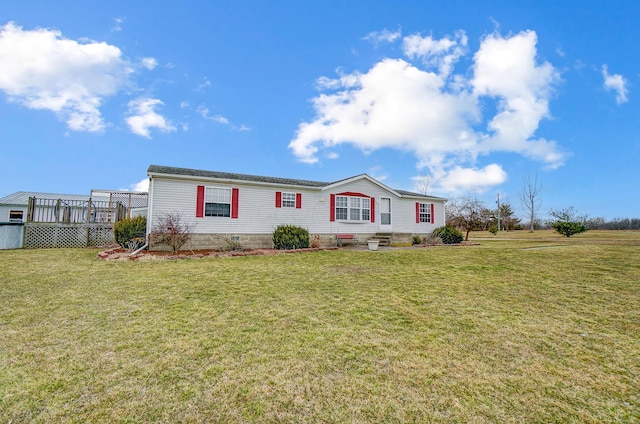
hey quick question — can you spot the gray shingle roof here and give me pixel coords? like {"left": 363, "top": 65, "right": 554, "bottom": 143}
{"left": 147, "top": 165, "right": 330, "bottom": 188}
{"left": 147, "top": 165, "right": 445, "bottom": 200}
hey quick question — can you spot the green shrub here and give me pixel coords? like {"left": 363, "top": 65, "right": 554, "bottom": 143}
{"left": 114, "top": 216, "right": 147, "bottom": 249}
{"left": 273, "top": 225, "right": 310, "bottom": 250}
{"left": 411, "top": 234, "right": 423, "bottom": 245}
{"left": 548, "top": 207, "right": 590, "bottom": 238}
{"left": 432, "top": 225, "right": 464, "bottom": 244}
{"left": 489, "top": 226, "right": 498, "bottom": 235}
{"left": 549, "top": 220, "right": 588, "bottom": 238}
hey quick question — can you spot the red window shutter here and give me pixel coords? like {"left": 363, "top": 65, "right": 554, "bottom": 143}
{"left": 416, "top": 202, "right": 420, "bottom": 224}
{"left": 296, "top": 193, "right": 302, "bottom": 209}
{"left": 231, "top": 188, "right": 239, "bottom": 219}
{"left": 275, "top": 191, "right": 282, "bottom": 208}
{"left": 196, "top": 185, "right": 205, "bottom": 218}
{"left": 330, "top": 194, "right": 336, "bottom": 222}
{"left": 430, "top": 203, "right": 435, "bottom": 224}
{"left": 370, "top": 196, "right": 375, "bottom": 223}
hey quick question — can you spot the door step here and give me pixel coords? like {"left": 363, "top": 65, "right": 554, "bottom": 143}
{"left": 370, "top": 233, "right": 392, "bottom": 246}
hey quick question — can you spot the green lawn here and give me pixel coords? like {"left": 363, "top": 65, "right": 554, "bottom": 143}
{"left": 1, "top": 231, "right": 639, "bottom": 423}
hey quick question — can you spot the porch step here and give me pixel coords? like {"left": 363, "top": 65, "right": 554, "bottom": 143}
{"left": 370, "top": 232, "right": 392, "bottom": 246}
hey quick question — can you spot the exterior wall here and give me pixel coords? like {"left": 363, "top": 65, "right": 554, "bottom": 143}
{"left": 0, "top": 223, "right": 24, "bottom": 249}
{"left": 0, "top": 205, "right": 26, "bottom": 222}
{"left": 148, "top": 175, "right": 445, "bottom": 250}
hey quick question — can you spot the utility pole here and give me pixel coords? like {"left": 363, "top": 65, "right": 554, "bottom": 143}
{"left": 496, "top": 193, "right": 501, "bottom": 232}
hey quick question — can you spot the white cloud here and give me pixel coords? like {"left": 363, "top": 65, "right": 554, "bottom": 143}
{"left": 290, "top": 57, "right": 478, "bottom": 165}
{"left": 140, "top": 57, "right": 158, "bottom": 70}
{"left": 0, "top": 22, "right": 134, "bottom": 132}
{"left": 126, "top": 97, "right": 176, "bottom": 138}
{"left": 112, "top": 17, "right": 124, "bottom": 32}
{"left": 131, "top": 178, "right": 149, "bottom": 192}
{"left": 196, "top": 104, "right": 250, "bottom": 131}
{"left": 196, "top": 78, "right": 212, "bottom": 92}
{"left": 290, "top": 29, "right": 566, "bottom": 193}
{"left": 472, "top": 30, "right": 563, "bottom": 167}
{"left": 368, "top": 165, "right": 388, "bottom": 182}
{"left": 434, "top": 164, "right": 507, "bottom": 193}
{"left": 197, "top": 105, "right": 229, "bottom": 124}
{"left": 363, "top": 28, "right": 402, "bottom": 45}
{"left": 602, "top": 65, "right": 628, "bottom": 104}
{"left": 402, "top": 30, "right": 467, "bottom": 76}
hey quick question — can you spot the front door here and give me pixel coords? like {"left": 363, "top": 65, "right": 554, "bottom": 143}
{"left": 380, "top": 197, "right": 391, "bottom": 229}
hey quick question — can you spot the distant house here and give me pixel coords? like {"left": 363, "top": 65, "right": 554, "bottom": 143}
{"left": 147, "top": 165, "right": 447, "bottom": 249}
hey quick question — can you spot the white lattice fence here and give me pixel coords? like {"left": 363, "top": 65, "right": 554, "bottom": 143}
{"left": 87, "top": 226, "right": 116, "bottom": 247}
{"left": 24, "top": 224, "right": 115, "bottom": 248}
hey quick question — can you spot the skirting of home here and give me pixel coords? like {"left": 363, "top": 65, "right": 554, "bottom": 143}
{"left": 159, "top": 232, "right": 422, "bottom": 251}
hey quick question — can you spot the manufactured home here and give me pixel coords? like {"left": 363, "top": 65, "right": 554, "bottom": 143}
{"left": 147, "top": 165, "right": 447, "bottom": 249}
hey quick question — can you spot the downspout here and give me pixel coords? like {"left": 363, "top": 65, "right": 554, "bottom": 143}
{"left": 130, "top": 242, "right": 148, "bottom": 257}
{"left": 132, "top": 174, "right": 153, "bottom": 258}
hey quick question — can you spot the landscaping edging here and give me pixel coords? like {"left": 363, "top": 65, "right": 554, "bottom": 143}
{"left": 98, "top": 246, "right": 339, "bottom": 261}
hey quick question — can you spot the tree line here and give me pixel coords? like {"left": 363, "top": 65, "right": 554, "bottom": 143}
{"left": 443, "top": 175, "right": 638, "bottom": 239}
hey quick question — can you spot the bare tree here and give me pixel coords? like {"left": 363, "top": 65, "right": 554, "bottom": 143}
{"left": 520, "top": 175, "right": 542, "bottom": 232}
{"left": 446, "top": 196, "right": 485, "bottom": 241}
{"left": 150, "top": 211, "right": 194, "bottom": 254}
{"left": 414, "top": 174, "right": 432, "bottom": 195}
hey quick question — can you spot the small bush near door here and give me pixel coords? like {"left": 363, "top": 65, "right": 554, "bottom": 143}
{"left": 273, "top": 225, "right": 310, "bottom": 250}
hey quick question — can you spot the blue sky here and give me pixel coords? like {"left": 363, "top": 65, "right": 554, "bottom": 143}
{"left": 1, "top": 1, "right": 638, "bottom": 220}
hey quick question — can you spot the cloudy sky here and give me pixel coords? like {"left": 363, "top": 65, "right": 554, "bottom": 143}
{"left": 1, "top": 1, "right": 638, "bottom": 219}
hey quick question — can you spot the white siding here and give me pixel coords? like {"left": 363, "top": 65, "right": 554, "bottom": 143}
{"left": 149, "top": 176, "right": 445, "bottom": 235}
{"left": 0, "top": 206, "right": 26, "bottom": 223}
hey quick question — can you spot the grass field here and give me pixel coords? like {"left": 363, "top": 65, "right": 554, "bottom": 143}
{"left": 1, "top": 230, "right": 639, "bottom": 423}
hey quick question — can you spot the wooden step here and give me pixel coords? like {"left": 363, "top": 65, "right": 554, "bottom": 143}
{"left": 371, "top": 233, "right": 393, "bottom": 246}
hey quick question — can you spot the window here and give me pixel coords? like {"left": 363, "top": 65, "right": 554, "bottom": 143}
{"left": 337, "top": 196, "right": 370, "bottom": 222}
{"left": 205, "top": 187, "right": 231, "bottom": 217}
{"left": 419, "top": 203, "right": 431, "bottom": 223}
{"left": 282, "top": 192, "right": 296, "bottom": 208}
{"left": 9, "top": 210, "right": 23, "bottom": 222}
{"left": 380, "top": 198, "right": 391, "bottom": 225}
{"left": 276, "top": 191, "right": 302, "bottom": 209}
{"left": 335, "top": 196, "right": 348, "bottom": 220}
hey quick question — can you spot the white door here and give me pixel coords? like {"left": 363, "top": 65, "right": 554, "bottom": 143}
{"left": 380, "top": 197, "right": 391, "bottom": 229}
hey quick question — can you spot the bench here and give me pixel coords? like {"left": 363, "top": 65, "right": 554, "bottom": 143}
{"left": 336, "top": 234, "right": 359, "bottom": 247}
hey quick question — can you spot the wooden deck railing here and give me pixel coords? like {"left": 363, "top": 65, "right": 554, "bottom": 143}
{"left": 26, "top": 197, "right": 127, "bottom": 224}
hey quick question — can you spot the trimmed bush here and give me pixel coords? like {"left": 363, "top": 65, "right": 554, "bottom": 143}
{"left": 114, "top": 216, "right": 147, "bottom": 249}
{"left": 432, "top": 225, "right": 464, "bottom": 244}
{"left": 273, "top": 225, "right": 310, "bottom": 250}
